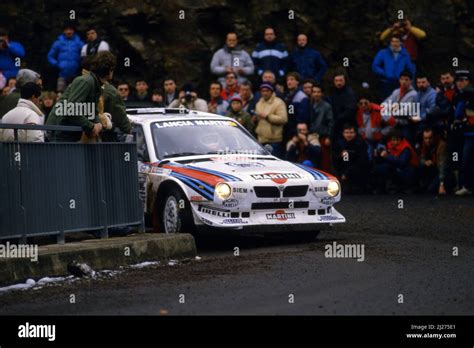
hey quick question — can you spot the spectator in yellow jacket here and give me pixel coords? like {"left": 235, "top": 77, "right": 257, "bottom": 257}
{"left": 254, "top": 83, "right": 288, "bottom": 158}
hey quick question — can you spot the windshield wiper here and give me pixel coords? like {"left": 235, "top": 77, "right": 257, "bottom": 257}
{"left": 163, "top": 152, "right": 205, "bottom": 159}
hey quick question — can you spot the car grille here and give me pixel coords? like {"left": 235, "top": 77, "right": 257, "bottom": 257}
{"left": 251, "top": 202, "right": 309, "bottom": 210}
{"left": 254, "top": 185, "right": 309, "bottom": 198}
{"left": 283, "top": 185, "right": 308, "bottom": 197}
{"left": 254, "top": 186, "right": 280, "bottom": 198}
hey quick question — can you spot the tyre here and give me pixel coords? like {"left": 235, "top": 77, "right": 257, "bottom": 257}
{"left": 155, "top": 187, "right": 195, "bottom": 234}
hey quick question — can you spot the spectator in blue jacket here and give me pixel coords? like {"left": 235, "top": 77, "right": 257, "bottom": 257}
{"left": 415, "top": 74, "right": 437, "bottom": 127}
{"left": 0, "top": 28, "right": 25, "bottom": 80}
{"left": 283, "top": 72, "right": 310, "bottom": 141}
{"left": 288, "top": 34, "right": 327, "bottom": 84}
{"left": 372, "top": 36, "right": 416, "bottom": 100}
{"left": 47, "top": 21, "right": 84, "bottom": 92}
{"left": 252, "top": 27, "right": 288, "bottom": 79}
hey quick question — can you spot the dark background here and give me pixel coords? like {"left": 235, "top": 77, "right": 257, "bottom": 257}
{"left": 1, "top": 0, "right": 474, "bottom": 95}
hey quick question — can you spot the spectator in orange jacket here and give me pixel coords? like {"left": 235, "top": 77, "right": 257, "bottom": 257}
{"left": 373, "top": 129, "right": 418, "bottom": 193}
{"left": 220, "top": 71, "right": 240, "bottom": 101}
{"left": 356, "top": 94, "right": 394, "bottom": 160}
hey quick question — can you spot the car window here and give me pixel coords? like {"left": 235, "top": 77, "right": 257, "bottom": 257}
{"left": 150, "top": 119, "right": 268, "bottom": 159}
{"left": 133, "top": 124, "right": 150, "bottom": 163}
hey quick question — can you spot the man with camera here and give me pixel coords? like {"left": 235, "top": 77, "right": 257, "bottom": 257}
{"left": 0, "top": 28, "right": 25, "bottom": 81}
{"left": 286, "top": 122, "right": 320, "bottom": 167}
{"left": 379, "top": 19, "right": 426, "bottom": 62}
{"left": 169, "top": 83, "right": 208, "bottom": 112}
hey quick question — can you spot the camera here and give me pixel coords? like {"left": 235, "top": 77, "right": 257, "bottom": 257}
{"left": 184, "top": 91, "right": 194, "bottom": 103}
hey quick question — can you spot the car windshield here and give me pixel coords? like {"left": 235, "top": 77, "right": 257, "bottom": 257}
{"left": 151, "top": 119, "right": 268, "bottom": 159}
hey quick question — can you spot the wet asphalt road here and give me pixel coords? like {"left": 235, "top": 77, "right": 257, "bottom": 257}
{"left": 0, "top": 194, "right": 473, "bottom": 315}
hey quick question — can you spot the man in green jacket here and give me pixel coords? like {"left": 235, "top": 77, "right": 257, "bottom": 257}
{"left": 225, "top": 94, "right": 255, "bottom": 136}
{"left": 47, "top": 51, "right": 116, "bottom": 142}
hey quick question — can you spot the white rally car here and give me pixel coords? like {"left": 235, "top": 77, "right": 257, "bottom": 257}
{"left": 129, "top": 108, "right": 345, "bottom": 240}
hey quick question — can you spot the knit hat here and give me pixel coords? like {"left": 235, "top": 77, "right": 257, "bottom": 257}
{"left": 16, "top": 69, "right": 41, "bottom": 89}
{"left": 259, "top": 83, "right": 274, "bottom": 92}
{"left": 230, "top": 94, "right": 242, "bottom": 103}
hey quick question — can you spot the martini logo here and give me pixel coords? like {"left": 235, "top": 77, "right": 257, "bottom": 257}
{"left": 266, "top": 210, "right": 296, "bottom": 221}
{"left": 251, "top": 173, "right": 301, "bottom": 184}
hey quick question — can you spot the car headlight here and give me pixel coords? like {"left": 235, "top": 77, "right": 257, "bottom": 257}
{"left": 327, "top": 181, "right": 340, "bottom": 197}
{"left": 215, "top": 183, "right": 232, "bottom": 200}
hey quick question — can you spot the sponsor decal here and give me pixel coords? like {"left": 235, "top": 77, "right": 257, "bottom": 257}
{"left": 138, "top": 163, "right": 151, "bottom": 173}
{"left": 251, "top": 173, "right": 301, "bottom": 184}
{"left": 222, "top": 218, "right": 248, "bottom": 224}
{"left": 320, "top": 197, "right": 335, "bottom": 205}
{"left": 313, "top": 186, "right": 328, "bottom": 192}
{"left": 225, "top": 162, "right": 265, "bottom": 168}
{"left": 201, "top": 217, "right": 213, "bottom": 225}
{"left": 222, "top": 199, "right": 239, "bottom": 208}
{"left": 232, "top": 187, "right": 248, "bottom": 194}
{"left": 198, "top": 205, "right": 231, "bottom": 218}
{"left": 266, "top": 210, "right": 296, "bottom": 221}
{"left": 155, "top": 120, "right": 236, "bottom": 129}
{"left": 320, "top": 215, "right": 341, "bottom": 221}
{"left": 190, "top": 195, "right": 205, "bottom": 202}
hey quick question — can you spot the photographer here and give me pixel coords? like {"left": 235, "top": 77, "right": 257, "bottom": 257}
{"left": 286, "top": 122, "right": 320, "bottom": 167}
{"left": 0, "top": 28, "right": 25, "bottom": 80}
{"left": 379, "top": 19, "right": 426, "bottom": 62}
{"left": 169, "top": 83, "right": 208, "bottom": 112}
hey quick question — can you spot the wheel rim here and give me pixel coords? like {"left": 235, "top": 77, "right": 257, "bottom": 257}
{"left": 163, "top": 196, "right": 180, "bottom": 233}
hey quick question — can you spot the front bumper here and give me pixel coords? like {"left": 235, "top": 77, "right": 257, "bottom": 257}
{"left": 191, "top": 203, "right": 346, "bottom": 229}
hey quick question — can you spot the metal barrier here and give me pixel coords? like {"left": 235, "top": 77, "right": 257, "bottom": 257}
{"left": 0, "top": 124, "right": 144, "bottom": 243}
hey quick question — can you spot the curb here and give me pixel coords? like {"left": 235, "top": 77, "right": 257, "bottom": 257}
{"left": 0, "top": 233, "right": 196, "bottom": 286}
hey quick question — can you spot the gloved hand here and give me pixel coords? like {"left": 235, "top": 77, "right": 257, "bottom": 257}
{"left": 100, "top": 112, "right": 113, "bottom": 130}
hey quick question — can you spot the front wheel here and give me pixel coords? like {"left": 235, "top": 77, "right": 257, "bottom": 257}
{"left": 156, "top": 187, "right": 195, "bottom": 234}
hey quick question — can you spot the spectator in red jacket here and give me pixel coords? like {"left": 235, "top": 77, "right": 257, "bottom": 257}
{"left": 373, "top": 129, "right": 418, "bottom": 193}
{"left": 356, "top": 94, "right": 394, "bottom": 160}
{"left": 220, "top": 71, "right": 240, "bottom": 101}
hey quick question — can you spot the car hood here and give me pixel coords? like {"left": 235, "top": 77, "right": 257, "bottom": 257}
{"left": 164, "top": 155, "right": 334, "bottom": 183}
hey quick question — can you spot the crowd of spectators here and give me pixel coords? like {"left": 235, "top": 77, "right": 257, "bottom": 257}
{"left": 1, "top": 20, "right": 473, "bottom": 196}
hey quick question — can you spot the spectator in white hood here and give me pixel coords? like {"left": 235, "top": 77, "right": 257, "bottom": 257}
{"left": 1, "top": 82, "right": 44, "bottom": 142}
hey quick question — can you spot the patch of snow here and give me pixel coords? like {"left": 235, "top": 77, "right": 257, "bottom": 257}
{"left": 129, "top": 261, "right": 160, "bottom": 269}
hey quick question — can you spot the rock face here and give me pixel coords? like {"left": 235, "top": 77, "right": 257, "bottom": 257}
{"left": 1, "top": 0, "right": 473, "bottom": 95}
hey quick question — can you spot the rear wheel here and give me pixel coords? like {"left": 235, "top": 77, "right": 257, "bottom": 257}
{"left": 155, "top": 187, "right": 195, "bottom": 234}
